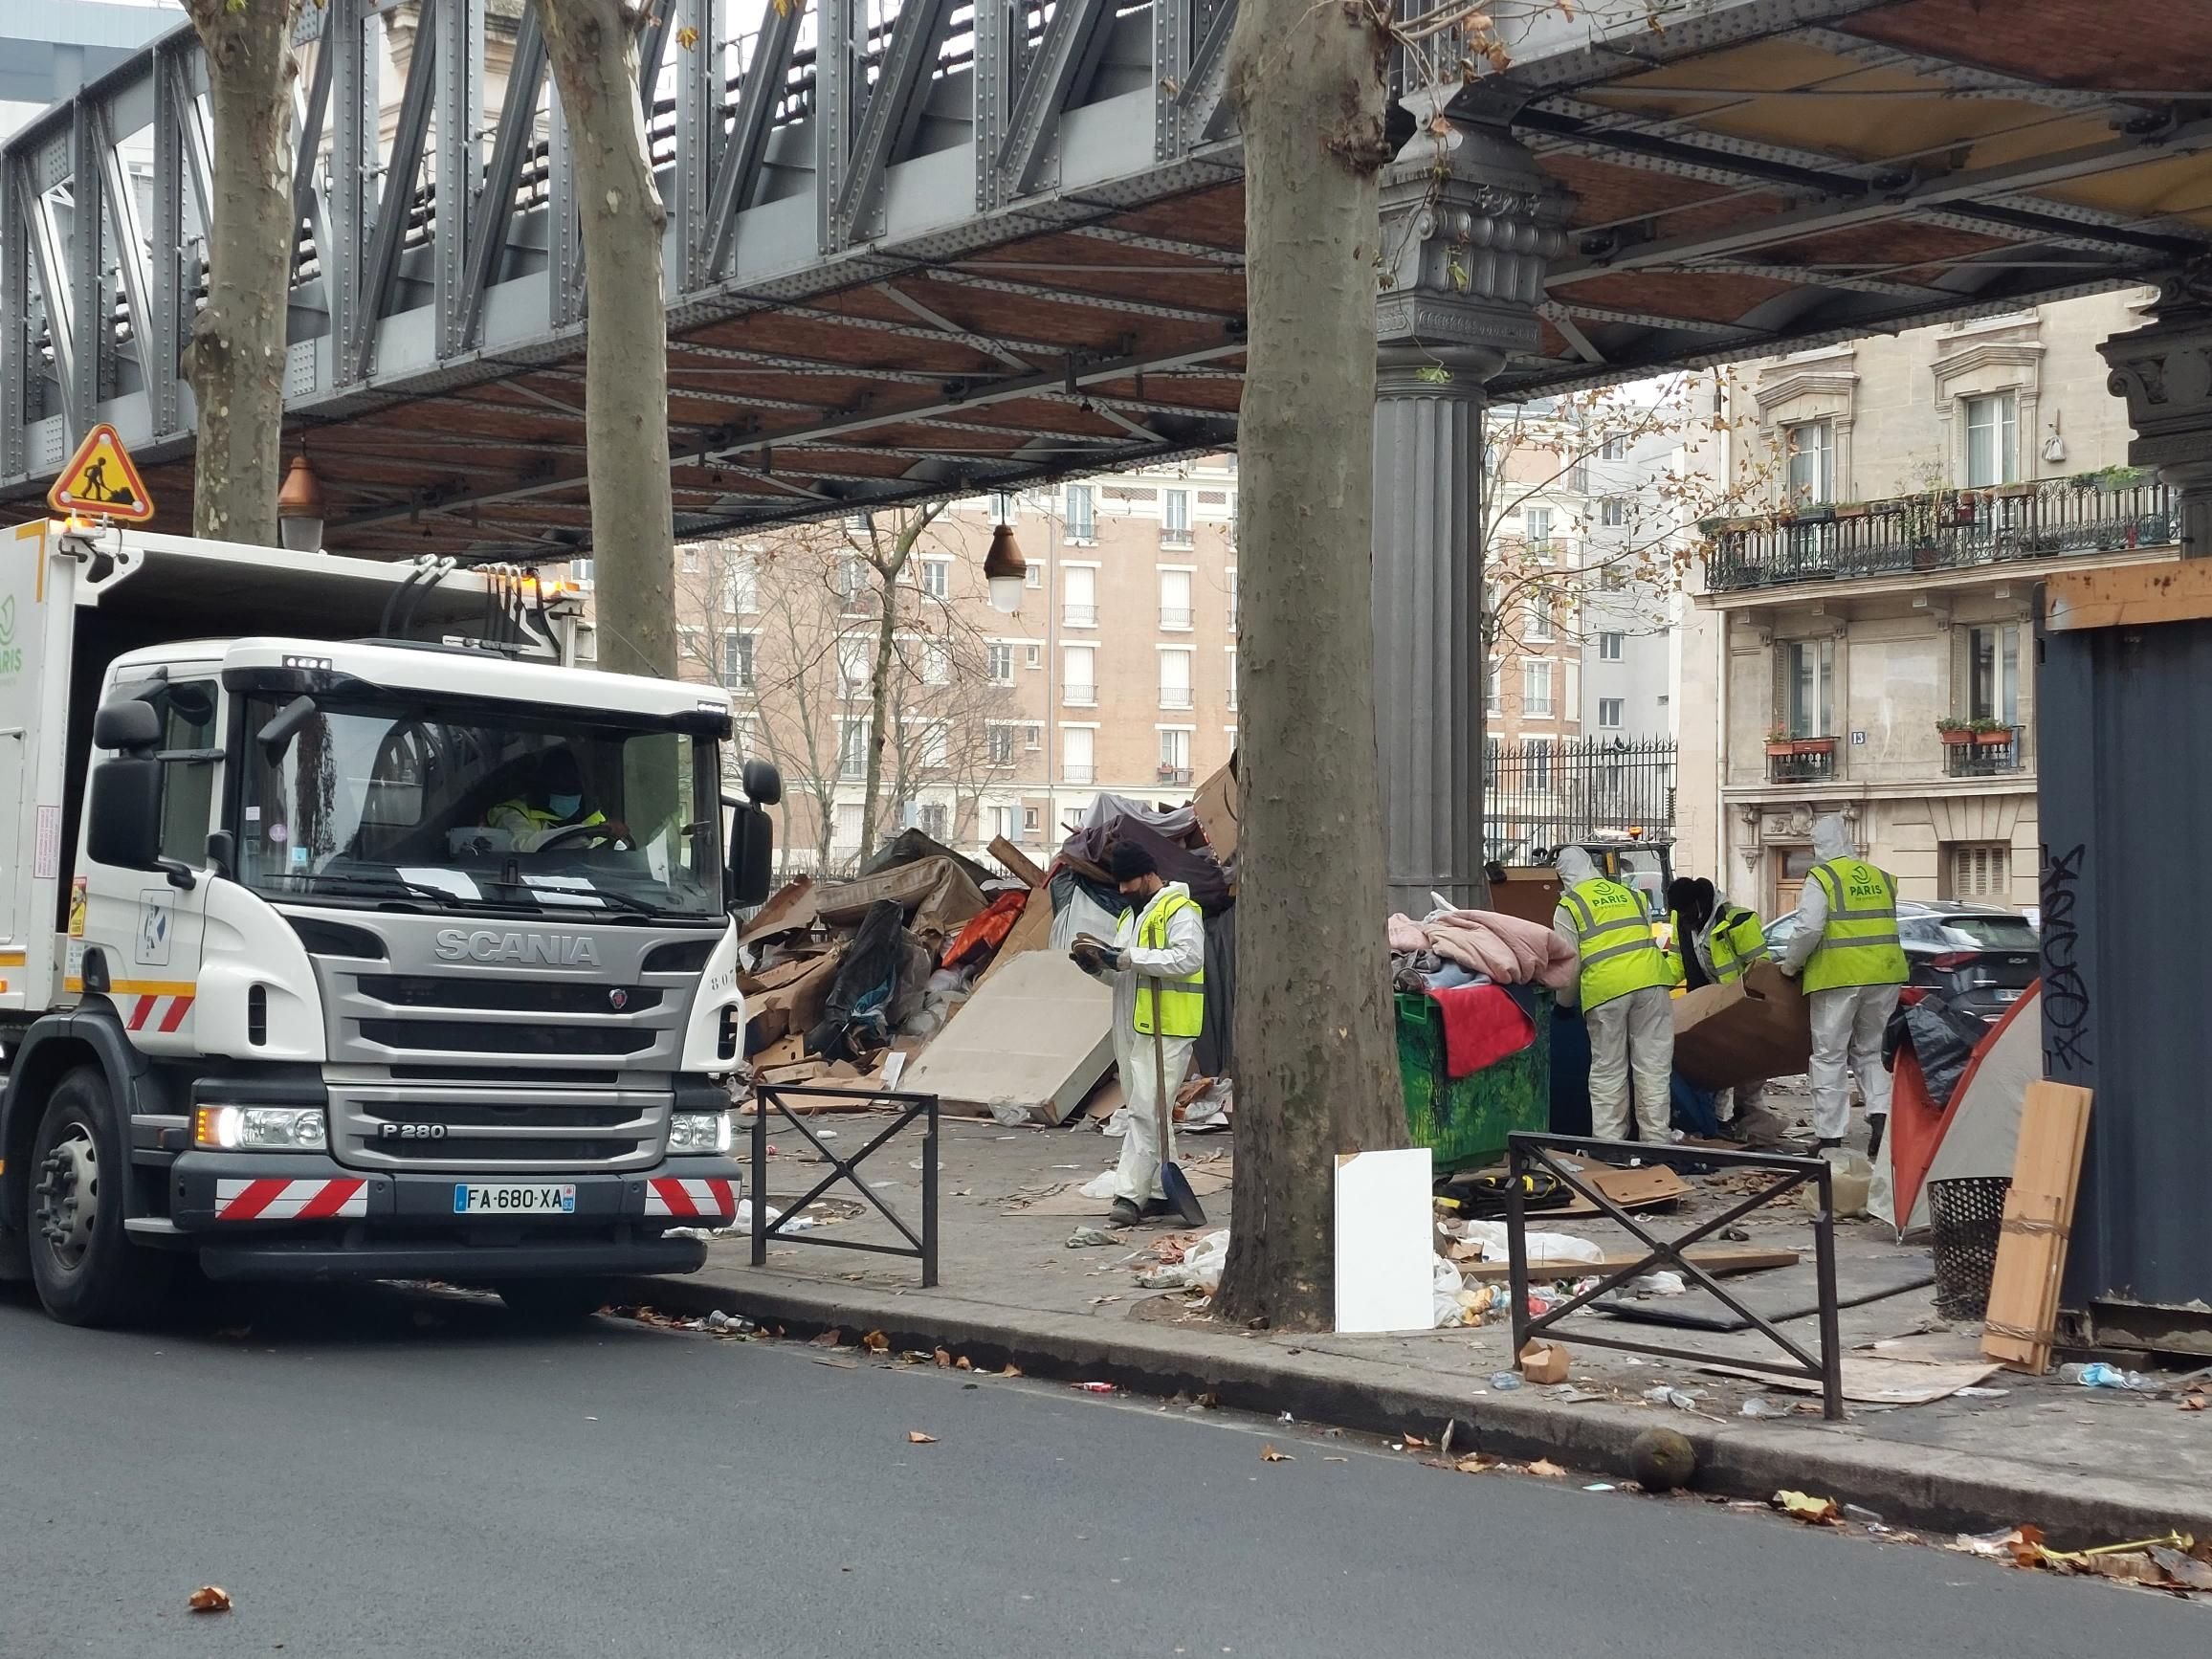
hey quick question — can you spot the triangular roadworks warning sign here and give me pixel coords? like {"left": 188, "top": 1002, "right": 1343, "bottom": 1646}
{"left": 48, "top": 423, "right": 156, "bottom": 522}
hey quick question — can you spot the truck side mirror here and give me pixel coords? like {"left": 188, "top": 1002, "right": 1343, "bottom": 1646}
{"left": 727, "top": 802, "right": 774, "bottom": 908}
{"left": 93, "top": 699, "right": 162, "bottom": 751}
{"left": 741, "top": 758, "right": 782, "bottom": 807}
{"left": 87, "top": 755, "right": 165, "bottom": 872}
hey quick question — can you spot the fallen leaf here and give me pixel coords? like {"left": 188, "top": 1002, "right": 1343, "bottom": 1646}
{"left": 861, "top": 1330, "right": 889, "bottom": 1353}
{"left": 1774, "top": 1490, "right": 1840, "bottom": 1525}
{"left": 1454, "top": 1454, "right": 1498, "bottom": 1473}
{"left": 1260, "top": 1445, "right": 1293, "bottom": 1462}
{"left": 188, "top": 1586, "right": 232, "bottom": 1614}
{"left": 808, "top": 1329, "right": 843, "bottom": 1348}
{"left": 906, "top": 1430, "right": 938, "bottom": 1445}
{"left": 2080, "top": 1552, "right": 2167, "bottom": 1585}
{"left": 954, "top": 1357, "right": 973, "bottom": 1371}
{"left": 2150, "top": 1547, "right": 2212, "bottom": 1591}
{"left": 1402, "top": 1433, "right": 1430, "bottom": 1449}
{"left": 2182, "top": 1393, "right": 2206, "bottom": 1412}
{"left": 934, "top": 1348, "right": 953, "bottom": 1368}
{"left": 2006, "top": 1524, "right": 2048, "bottom": 1569}
{"left": 1195, "top": 1391, "right": 1219, "bottom": 1408}
{"left": 1526, "top": 1459, "right": 1567, "bottom": 1479}
{"left": 1002, "top": 1363, "right": 1023, "bottom": 1378}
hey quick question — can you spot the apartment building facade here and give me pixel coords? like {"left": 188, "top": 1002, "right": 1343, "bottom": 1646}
{"left": 638, "top": 455, "right": 1241, "bottom": 868}
{"left": 1677, "top": 290, "right": 2176, "bottom": 914}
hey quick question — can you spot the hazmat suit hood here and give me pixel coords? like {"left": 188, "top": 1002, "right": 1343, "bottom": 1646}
{"left": 1555, "top": 846, "right": 1600, "bottom": 887}
{"left": 1810, "top": 814, "right": 1855, "bottom": 861}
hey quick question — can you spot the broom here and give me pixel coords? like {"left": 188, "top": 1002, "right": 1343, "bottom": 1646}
{"left": 1151, "top": 980, "right": 1208, "bottom": 1228}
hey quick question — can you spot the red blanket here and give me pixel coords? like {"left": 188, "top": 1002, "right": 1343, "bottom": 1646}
{"left": 1428, "top": 984, "right": 1537, "bottom": 1079}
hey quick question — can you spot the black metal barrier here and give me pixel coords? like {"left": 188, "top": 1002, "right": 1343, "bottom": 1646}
{"left": 1505, "top": 1133, "right": 1844, "bottom": 1421}
{"left": 749, "top": 1084, "right": 939, "bottom": 1287}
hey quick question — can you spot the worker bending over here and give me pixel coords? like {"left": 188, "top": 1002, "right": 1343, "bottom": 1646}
{"left": 1554, "top": 846, "right": 1676, "bottom": 1147}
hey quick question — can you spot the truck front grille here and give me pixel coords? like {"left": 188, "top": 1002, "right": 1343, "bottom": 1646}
{"left": 357, "top": 1019, "right": 658, "bottom": 1057}
{"left": 354, "top": 975, "right": 666, "bottom": 1015}
{"left": 330, "top": 1078, "right": 671, "bottom": 1173}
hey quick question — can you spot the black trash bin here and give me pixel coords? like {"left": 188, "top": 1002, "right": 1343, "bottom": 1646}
{"left": 1927, "top": 1175, "right": 2011, "bottom": 1321}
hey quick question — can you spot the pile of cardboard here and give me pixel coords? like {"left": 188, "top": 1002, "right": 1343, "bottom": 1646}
{"left": 739, "top": 764, "right": 1241, "bottom": 1125}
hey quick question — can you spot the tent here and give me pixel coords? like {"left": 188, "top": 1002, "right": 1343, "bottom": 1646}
{"left": 1882, "top": 983, "right": 2041, "bottom": 1237}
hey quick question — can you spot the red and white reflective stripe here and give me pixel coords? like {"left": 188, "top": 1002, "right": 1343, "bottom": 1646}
{"left": 124, "top": 993, "right": 194, "bottom": 1032}
{"left": 644, "top": 1177, "right": 739, "bottom": 1219}
{"left": 214, "top": 1178, "right": 368, "bottom": 1222}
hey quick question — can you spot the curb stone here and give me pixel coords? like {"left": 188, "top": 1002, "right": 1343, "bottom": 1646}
{"left": 615, "top": 1270, "right": 2212, "bottom": 1548}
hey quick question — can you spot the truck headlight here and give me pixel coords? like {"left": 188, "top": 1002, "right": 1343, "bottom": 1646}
{"left": 668, "top": 1111, "right": 733, "bottom": 1155}
{"left": 194, "top": 1105, "right": 329, "bottom": 1152}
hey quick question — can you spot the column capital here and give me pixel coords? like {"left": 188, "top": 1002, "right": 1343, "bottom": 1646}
{"left": 2099, "top": 276, "right": 2212, "bottom": 557}
{"left": 1375, "top": 87, "right": 1571, "bottom": 379}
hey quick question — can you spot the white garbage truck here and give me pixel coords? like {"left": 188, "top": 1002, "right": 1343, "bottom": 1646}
{"left": 0, "top": 520, "right": 780, "bottom": 1325}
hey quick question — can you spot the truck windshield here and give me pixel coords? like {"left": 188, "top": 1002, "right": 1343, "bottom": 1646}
{"left": 239, "top": 694, "right": 721, "bottom": 920}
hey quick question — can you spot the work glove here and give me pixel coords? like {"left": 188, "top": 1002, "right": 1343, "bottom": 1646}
{"left": 1115, "top": 948, "right": 1133, "bottom": 970}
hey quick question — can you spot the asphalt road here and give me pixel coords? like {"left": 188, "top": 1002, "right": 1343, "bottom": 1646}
{"left": 2, "top": 1279, "right": 2202, "bottom": 1658}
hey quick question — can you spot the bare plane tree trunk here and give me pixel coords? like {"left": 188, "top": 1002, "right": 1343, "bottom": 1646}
{"left": 542, "top": 0, "right": 676, "bottom": 677}
{"left": 859, "top": 552, "right": 901, "bottom": 856}
{"left": 182, "top": 0, "right": 302, "bottom": 545}
{"left": 1212, "top": 0, "right": 1405, "bottom": 1331}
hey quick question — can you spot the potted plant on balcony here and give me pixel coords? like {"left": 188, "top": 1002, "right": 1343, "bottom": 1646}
{"left": 1832, "top": 500, "right": 1869, "bottom": 520}
{"left": 1937, "top": 716, "right": 1974, "bottom": 747}
{"left": 1969, "top": 717, "right": 2011, "bottom": 747}
{"left": 1764, "top": 725, "right": 1797, "bottom": 758}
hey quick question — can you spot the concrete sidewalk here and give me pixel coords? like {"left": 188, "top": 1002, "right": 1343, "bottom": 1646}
{"left": 618, "top": 1110, "right": 2212, "bottom": 1547}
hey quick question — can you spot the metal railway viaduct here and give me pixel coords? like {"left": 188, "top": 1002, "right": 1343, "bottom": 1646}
{"left": 5, "top": 0, "right": 2212, "bottom": 900}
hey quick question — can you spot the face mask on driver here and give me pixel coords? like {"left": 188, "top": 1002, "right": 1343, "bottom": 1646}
{"left": 548, "top": 792, "right": 583, "bottom": 818}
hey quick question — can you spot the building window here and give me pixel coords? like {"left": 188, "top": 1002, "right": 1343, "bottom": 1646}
{"left": 1784, "top": 637, "right": 1834, "bottom": 737}
{"left": 725, "top": 555, "right": 758, "bottom": 614}
{"left": 1023, "top": 724, "right": 1041, "bottom": 752}
{"left": 1598, "top": 697, "right": 1625, "bottom": 729}
{"left": 1227, "top": 568, "right": 1238, "bottom": 630}
{"left": 1160, "top": 567, "right": 1194, "bottom": 631}
{"left": 1160, "top": 648, "right": 1194, "bottom": 709}
{"left": 987, "top": 725, "right": 1015, "bottom": 767}
{"left": 918, "top": 802, "right": 950, "bottom": 840}
{"left": 1063, "top": 645, "right": 1096, "bottom": 706}
{"left": 681, "top": 546, "right": 700, "bottom": 575}
{"left": 1785, "top": 419, "right": 1832, "bottom": 506}
{"left": 991, "top": 491, "right": 1018, "bottom": 523}
{"left": 1526, "top": 594, "right": 1555, "bottom": 644}
{"left": 838, "top": 555, "right": 870, "bottom": 608}
{"left": 838, "top": 636, "right": 872, "bottom": 694}
{"left": 1600, "top": 433, "right": 1628, "bottom": 460}
{"left": 838, "top": 718, "right": 869, "bottom": 780}
{"left": 1063, "top": 564, "right": 1097, "bottom": 628}
{"left": 1025, "top": 561, "right": 1043, "bottom": 589}
{"left": 721, "top": 630, "right": 754, "bottom": 691}
{"left": 919, "top": 558, "right": 951, "bottom": 600}
{"left": 1485, "top": 661, "right": 1501, "bottom": 716}
{"left": 1162, "top": 490, "right": 1192, "bottom": 545}
{"left": 1943, "top": 841, "right": 2012, "bottom": 901}
{"left": 1965, "top": 392, "right": 2020, "bottom": 487}
{"left": 987, "top": 804, "right": 1017, "bottom": 843}
{"left": 1225, "top": 649, "right": 1237, "bottom": 711}
{"left": 1968, "top": 623, "right": 2021, "bottom": 726}
{"left": 1601, "top": 564, "right": 1627, "bottom": 591}
{"left": 986, "top": 642, "right": 1014, "bottom": 684}
{"left": 1063, "top": 726, "right": 1095, "bottom": 785}
{"left": 916, "top": 720, "right": 950, "bottom": 769}
{"left": 1160, "top": 728, "right": 1191, "bottom": 775}
{"left": 1600, "top": 497, "right": 1630, "bottom": 527}
{"left": 1067, "top": 484, "right": 1095, "bottom": 542}
{"left": 1023, "top": 807, "right": 1041, "bottom": 833}
{"left": 1598, "top": 631, "right": 1624, "bottom": 662}
{"left": 569, "top": 557, "right": 595, "bottom": 586}
{"left": 1522, "top": 659, "right": 1555, "bottom": 719}
{"left": 1025, "top": 644, "right": 1042, "bottom": 670}
{"left": 920, "top": 638, "right": 951, "bottom": 686}
{"left": 1524, "top": 507, "right": 1555, "bottom": 564}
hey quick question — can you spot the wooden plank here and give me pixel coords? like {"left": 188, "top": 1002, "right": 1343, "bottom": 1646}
{"left": 1456, "top": 1246, "right": 1800, "bottom": 1283}
{"left": 1981, "top": 1080, "right": 2094, "bottom": 1374}
{"left": 2045, "top": 557, "right": 2201, "bottom": 633}
{"left": 990, "top": 836, "right": 1047, "bottom": 888}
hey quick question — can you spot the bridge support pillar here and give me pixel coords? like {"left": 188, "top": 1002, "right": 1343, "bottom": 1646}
{"left": 2100, "top": 272, "right": 2212, "bottom": 562}
{"left": 1372, "top": 104, "right": 1568, "bottom": 910}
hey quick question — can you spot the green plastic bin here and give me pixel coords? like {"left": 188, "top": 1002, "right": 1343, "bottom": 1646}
{"left": 1395, "top": 988, "right": 1552, "bottom": 1172}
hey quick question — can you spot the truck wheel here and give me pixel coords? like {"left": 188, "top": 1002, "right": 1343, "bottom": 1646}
{"left": 495, "top": 1279, "right": 614, "bottom": 1326}
{"left": 28, "top": 1067, "right": 171, "bottom": 1327}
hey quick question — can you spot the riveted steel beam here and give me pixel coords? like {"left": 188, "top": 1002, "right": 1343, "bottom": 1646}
{"left": 998, "top": 0, "right": 1114, "bottom": 198}
{"left": 434, "top": 0, "right": 483, "bottom": 354}
{"left": 703, "top": 0, "right": 804, "bottom": 279}
{"left": 353, "top": 0, "right": 441, "bottom": 382}
{"left": 830, "top": 0, "right": 957, "bottom": 250}
{"left": 459, "top": 0, "right": 546, "bottom": 349}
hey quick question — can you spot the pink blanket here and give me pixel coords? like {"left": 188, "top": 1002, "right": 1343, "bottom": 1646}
{"left": 1388, "top": 907, "right": 1578, "bottom": 990}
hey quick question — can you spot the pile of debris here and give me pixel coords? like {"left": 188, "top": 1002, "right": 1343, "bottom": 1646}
{"left": 737, "top": 763, "right": 1241, "bottom": 1128}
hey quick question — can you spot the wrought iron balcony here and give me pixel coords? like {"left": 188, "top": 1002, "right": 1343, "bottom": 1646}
{"left": 1942, "top": 724, "right": 2026, "bottom": 777}
{"left": 1766, "top": 736, "right": 1837, "bottom": 785}
{"left": 1704, "top": 476, "right": 2174, "bottom": 593}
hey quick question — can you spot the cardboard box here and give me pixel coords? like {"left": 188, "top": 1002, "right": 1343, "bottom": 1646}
{"left": 1485, "top": 867, "right": 1561, "bottom": 929}
{"left": 901, "top": 951, "right": 1114, "bottom": 1125}
{"left": 742, "top": 947, "right": 841, "bottom": 1053}
{"left": 1518, "top": 1339, "right": 1571, "bottom": 1384}
{"left": 1670, "top": 960, "right": 1812, "bottom": 1089}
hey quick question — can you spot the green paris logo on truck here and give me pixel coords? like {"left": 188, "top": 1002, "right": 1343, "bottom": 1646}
{"left": 0, "top": 592, "right": 20, "bottom": 680}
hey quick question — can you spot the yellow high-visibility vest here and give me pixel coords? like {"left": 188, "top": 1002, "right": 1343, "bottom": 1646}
{"left": 1130, "top": 891, "right": 1206, "bottom": 1038}
{"left": 1560, "top": 877, "right": 1674, "bottom": 1010}
{"left": 1803, "top": 859, "right": 1908, "bottom": 991}
{"left": 1710, "top": 905, "right": 1769, "bottom": 984}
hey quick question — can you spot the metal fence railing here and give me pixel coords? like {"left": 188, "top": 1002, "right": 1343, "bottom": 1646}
{"left": 750, "top": 1084, "right": 939, "bottom": 1286}
{"left": 1506, "top": 1134, "right": 1845, "bottom": 1421}
{"left": 1485, "top": 736, "right": 1675, "bottom": 862}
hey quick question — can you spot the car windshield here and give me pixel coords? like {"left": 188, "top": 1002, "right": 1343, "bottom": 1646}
{"left": 1908, "top": 915, "right": 2041, "bottom": 952}
{"left": 239, "top": 693, "right": 721, "bottom": 919}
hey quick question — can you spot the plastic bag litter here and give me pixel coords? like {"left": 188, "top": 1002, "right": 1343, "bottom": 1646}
{"left": 1433, "top": 1258, "right": 1468, "bottom": 1328}
{"left": 1643, "top": 1384, "right": 1702, "bottom": 1410}
{"left": 988, "top": 1097, "right": 1031, "bottom": 1127}
{"left": 1740, "top": 1397, "right": 1792, "bottom": 1419}
{"left": 1445, "top": 1218, "right": 1604, "bottom": 1265}
{"left": 1079, "top": 1170, "right": 1118, "bottom": 1200}
{"left": 1617, "top": 1271, "right": 1687, "bottom": 1297}
{"left": 1139, "top": 1228, "right": 1228, "bottom": 1292}
{"left": 1181, "top": 1077, "right": 1233, "bottom": 1132}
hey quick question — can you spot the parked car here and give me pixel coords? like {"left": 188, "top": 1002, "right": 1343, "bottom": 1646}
{"left": 1763, "top": 900, "right": 2041, "bottom": 1025}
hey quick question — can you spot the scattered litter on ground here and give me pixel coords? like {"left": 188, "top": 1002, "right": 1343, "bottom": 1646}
{"left": 1066, "top": 1226, "right": 1122, "bottom": 1249}
{"left": 1583, "top": 1483, "right": 1616, "bottom": 1492}
{"left": 1774, "top": 1491, "right": 1841, "bottom": 1525}
{"left": 1524, "top": 1459, "right": 1568, "bottom": 1479}
{"left": 1260, "top": 1445, "right": 1294, "bottom": 1462}
{"left": 1642, "top": 1385, "right": 1702, "bottom": 1410}
{"left": 188, "top": 1587, "right": 232, "bottom": 1614}
{"left": 2059, "top": 1361, "right": 2159, "bottom": 1392}
{"left": 1739, "top": 1398, "right": 1793, "bottom": 1419}
{"left": 906, "top": 1430, "right": 939, "bottom": 1445}
{"left": 1073, "top": 1382, "right": 1116, "bottom": 1393}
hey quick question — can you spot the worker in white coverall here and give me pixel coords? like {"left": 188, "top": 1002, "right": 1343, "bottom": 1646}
{"left": 1087, "top": 842, "right": 1206, "bottom": 1228}
{"left": 1552, "top": 846, "right": 1677, "bottom": 1147}
{"left": 1775, "top": 814, "right": 1908, "bottom": 1150}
